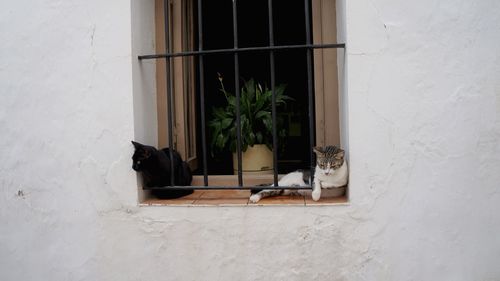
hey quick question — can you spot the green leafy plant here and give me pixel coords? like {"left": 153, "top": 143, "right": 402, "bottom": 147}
{"left": 209, "top": 74, "right": 292, "bottom": 155}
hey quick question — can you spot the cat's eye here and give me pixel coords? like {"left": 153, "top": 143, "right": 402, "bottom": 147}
{"left": 137, "top": 161, "right": 141, "bottom": 165}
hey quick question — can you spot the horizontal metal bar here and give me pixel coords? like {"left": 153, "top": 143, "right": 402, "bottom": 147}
{"left": 138, "top": 43, "right": 345, "bottom": 60}
{"left": 145, "top": 185, "right": 313, "bottom": 190}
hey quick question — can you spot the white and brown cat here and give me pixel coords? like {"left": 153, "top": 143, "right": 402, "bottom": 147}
{"left": 249, "top": 146, "right": 348, "bottom": 203}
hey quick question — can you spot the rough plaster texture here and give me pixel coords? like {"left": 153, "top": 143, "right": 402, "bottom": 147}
{"left": 1, "top": 0, "right": 500, "bottom": 280}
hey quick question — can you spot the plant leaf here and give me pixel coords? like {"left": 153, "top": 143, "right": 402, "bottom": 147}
{"left": 256, "top": 132, "right": 263, "bottom": 144}
{"left": 221, "top": 118, "right": 233, "bottom": 129}
{"left": 255, "top": 110, "right": 270, "bottom": 120}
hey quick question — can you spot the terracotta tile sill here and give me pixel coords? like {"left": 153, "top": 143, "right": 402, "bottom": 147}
{"left": 140, "top": 190, "right": 348, "bottom": 206}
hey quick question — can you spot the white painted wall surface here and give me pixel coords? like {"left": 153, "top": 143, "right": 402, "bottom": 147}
{"left": 1, "top": 0, "right": 500, "bottom": 280}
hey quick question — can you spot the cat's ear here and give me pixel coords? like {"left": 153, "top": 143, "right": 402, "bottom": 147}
{"left": 335, "top": 149, "right": 345, "bottom": 159}
{"left": 143, "top": 148, "right": 152, "bottom": 158}
{"left": 313, "top": 147, "right": 323, "bottom": 154}
{"left": 131, "top": 141, "right": 142, "bottom": 149}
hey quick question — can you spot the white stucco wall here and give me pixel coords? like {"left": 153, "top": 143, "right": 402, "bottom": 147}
{"left": 1, "top": 0, "right": 499, "bottom": 280}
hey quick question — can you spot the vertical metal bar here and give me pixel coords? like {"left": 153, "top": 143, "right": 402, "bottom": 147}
{"left": 268, "top": 0, "right": 278, "bottom": 187}
{"left": 164, "top": 0, "right": 175, "bottom": 186}
{"left": 304, "top": 0, "right": 315, "bottom": 184}
{"left": 197, "top": 0, "right": 208, "bottom": 186}
{"left": 232, "top": 0, "right": 243, "bottom": 186}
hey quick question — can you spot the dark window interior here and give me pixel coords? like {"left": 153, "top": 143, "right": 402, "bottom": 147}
{"left": 195, "top": 0, "right": 313, "bottom": 175}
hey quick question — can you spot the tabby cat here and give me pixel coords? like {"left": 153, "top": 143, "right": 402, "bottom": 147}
{"left": 249, "top": 146, "right": 348, "bottom": 203}
{"left": 131, "top": 141, "right": 193, "bottom": 198}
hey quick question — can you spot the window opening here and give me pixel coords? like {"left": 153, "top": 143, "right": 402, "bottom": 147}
{"left": 139, "top": 0, "right": 345, "bottom": 191}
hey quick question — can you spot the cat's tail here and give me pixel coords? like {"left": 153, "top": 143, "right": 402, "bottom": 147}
{"left": 250, "top": 183, "right": 273, "bottom": 194}
{"left": 151, "top": 189, "right": 193, "bottom": 199}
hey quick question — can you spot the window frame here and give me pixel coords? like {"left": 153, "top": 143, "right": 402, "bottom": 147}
{"left": 140, "top": 0, "right": 345, "bottom": 190}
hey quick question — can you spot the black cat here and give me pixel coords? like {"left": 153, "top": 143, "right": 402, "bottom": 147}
{"left": 131, "top": 141, "right": 193, "bottom": 199}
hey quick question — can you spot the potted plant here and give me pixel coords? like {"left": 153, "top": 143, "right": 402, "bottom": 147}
{"left": 209, "top": 74, "right": 292, "bottom": 175}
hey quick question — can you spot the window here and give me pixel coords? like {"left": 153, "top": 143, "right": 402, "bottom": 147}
{"left": 138, "top": 0, "right": 346, "bottom": 205}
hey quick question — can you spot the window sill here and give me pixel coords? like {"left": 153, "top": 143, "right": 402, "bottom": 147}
{"left": 140, "top": 190, "right": 348, "bottom": 207}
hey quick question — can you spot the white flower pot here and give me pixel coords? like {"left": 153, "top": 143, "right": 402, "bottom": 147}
{"left": 232, "top": 144, "right": 274, "bottom": 175}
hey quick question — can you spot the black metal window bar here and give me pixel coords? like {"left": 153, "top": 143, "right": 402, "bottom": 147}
{"left": 138, "top": 0, "right": 345, "bottom": 191}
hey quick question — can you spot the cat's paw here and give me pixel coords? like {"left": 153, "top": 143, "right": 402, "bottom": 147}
{"left": 249, "top": 194, "right": 261, "bottom": 203}
{"left": 312, "top": 190, "right": 321, "bottom": 201}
